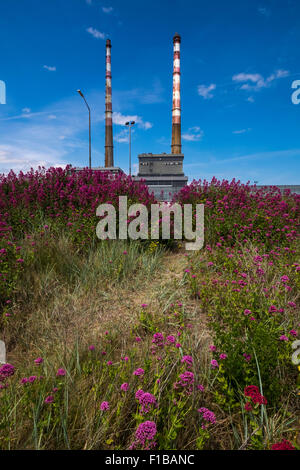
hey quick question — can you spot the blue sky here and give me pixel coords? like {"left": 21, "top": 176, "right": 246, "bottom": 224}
{"left": 0, "top": 0, "right": 300, "bottom": 184}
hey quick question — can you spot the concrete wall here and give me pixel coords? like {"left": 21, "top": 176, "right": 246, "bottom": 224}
{"left": 138, "top": 154, "right": 184, "bottom": 176}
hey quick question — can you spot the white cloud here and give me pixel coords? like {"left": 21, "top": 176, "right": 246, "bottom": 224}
{"left": 22, "top": 107, "right": 31, "bottom": 113}
{"left": 233, "top": 69, "right": 289, "bottom": 91}
{"left": 0, "top": 92, "right": 106, "bottom": 173}
{"left": 182, "top": 126, "right": 204, "bottom": 141}
{"left": 197, "top": 84, "right": 216, "bottom": 99}
{"left": 143, "top": 121, "right": 153, "bottom": 130}
{"left": 102, "top": 6, "right": 113, "bottom": 13}
{"left": 43, "top": 65, "right": 56, "bottom": 72}
{"left": 247, "top": 96, "right": 254, "bottom": 103}
{"left": 0, "top": 143, "right": 67, "bottom": 174}
{"left": 86, "top": 27, "right": 105, "bottom": 39}
{"left": 0, "top": 111, "right": 51, "bottom": 121}
{"left": 0, "top": 89, "right": 155, "bottom": 172}
{"left": 258, "top": 6, "right": 271, "bottom": 17}
{"left": 112, "top": 112, "right": 153, "bottom": 130}
{"left": 114, "top": 129, "right": 129, "bottom": 143}
{"left": 232, "top": 128, "right": 251, "bottom": 134}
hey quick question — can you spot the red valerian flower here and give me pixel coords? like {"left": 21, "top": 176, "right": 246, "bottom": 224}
{"left": 244, "top": 385, "right": 267, "bottom": 405}
{"left": 271, "top": 439, "right": 296, "bottom": 450}
{"left": 244, "top": 402, "right": 252, "bottom": 412}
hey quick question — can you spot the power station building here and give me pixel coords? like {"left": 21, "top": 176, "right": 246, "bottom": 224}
{"left": 134, "top": 33, "right": 188, "bottom": 200}
{"left": 75, "top": 33, "right": 188, "bottom": 200}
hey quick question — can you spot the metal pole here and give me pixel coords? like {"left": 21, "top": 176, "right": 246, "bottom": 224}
{"left": 77, "top": 90, "right": 92, "bottom": 169}
{"left": 129, "top": 125, "right": 131, "bottom": 176}
{"left": 88, "top": 108, "right": 91, "bottom": 169}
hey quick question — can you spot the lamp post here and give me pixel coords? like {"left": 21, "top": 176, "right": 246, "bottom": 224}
{"left": 125, "top": 121, "right": 135, "bottom": 176}
{"left": 77, "top": 89, "right": 91, "bottom": 169}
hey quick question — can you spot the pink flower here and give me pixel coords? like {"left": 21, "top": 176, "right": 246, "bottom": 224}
{"left": 269, "top": 305, "right": 277, "bottom": 313}
{"left": 243, "top": 353, "right": 251, "bottom": 362}
{"left": 135, "top": 390, "right": 158, "bottom": 414}
{"left": 289, "top": 330, "right": 297, "bottom": 337}
{"left": 197, "top": 384, "right": 204, "bottom": 392}
{"left": 135, "top": 337, "right": 142, "bottom": 342}
{"left": 45, "top": 395, "right": 54, "bottom": 404}
{"left": 219, "top": 353, "right": 227, "bottom": 360}
{"left": 133, "top": 421, "right": 157, "bottom": 449}
{"left": 0, "top": 363, "right": 15, "bottom": 379}
{"left": 120, "top": 383, "right": 129, "bottom": 392}
{"left": 198, "top": 407, "right": 216, "bottom": 424}
{"left": 56, "top": 368, "right": 66, "bottom": 376}
{"left": 279, "top": 335, "right": 289, "bottom": 341}
{"left": 244, "top": 309, "right": 251, "bottom": 315}
{"left": 288, "top": 301, "right": 296, "bottom": 308}
{"left": 133, "top": 368, "right": 145, "bottom": 377}
{"left": 107, "top": 361, "right": 113, "bottom": 366}
{"left": 280, "top": 275, "right": 289, "bottom": 283}
{"left": 210, "top": 359, "right": 219, "bottom": 369}
{"left": 181, "top": 355, "right": 193, "bottom": 368}
{"left": 89, "top": 345, "right": 95, "bottom": 351}
{"left": 100, "top": 401, "right": 109, "bottom": 411}
{"left": 152, "top": 333, "right": 164, "bottom": 347}
{"left": 28, "top": 376, "right": 37, "bottom": 383}
{"left": 209, "top": 345, "right": 217, "bottom": 352}
{"left": 34, "top": 357, "right": 43, "bottom": 365}
{"left": 166, "top": 335, "right": 175, "bottom": 344}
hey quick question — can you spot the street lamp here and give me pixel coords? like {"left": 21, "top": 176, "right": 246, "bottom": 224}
{"left": 77, "top": 89, "right": 91, "bottom": 169}
{"left": 125, "top": 121, "right": 135, "bottom": 176}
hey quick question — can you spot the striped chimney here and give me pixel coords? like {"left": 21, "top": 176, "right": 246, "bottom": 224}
{"left": 105, "top": 38, "right": 114, "bottom": 167}
{"left": 171, "top": 32, "right": 181, "bottom": 154}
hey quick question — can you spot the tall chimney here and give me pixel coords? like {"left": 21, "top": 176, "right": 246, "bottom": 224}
{"left": 105, "top": 39, "right": 114, "bottom": 167}
{"left": 171, "top": 32, "right": 181, "bottom": 154}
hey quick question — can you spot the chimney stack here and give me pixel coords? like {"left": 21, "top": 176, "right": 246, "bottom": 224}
{"left": 105, "top": 39, "right": 114, "bottom": 167}
{"left": 171, "top": 32, "right": 181, "bottom": 154}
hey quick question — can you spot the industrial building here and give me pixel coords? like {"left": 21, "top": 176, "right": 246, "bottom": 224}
{"left": 133, "top": 33, "right": 188, "bottom": 200}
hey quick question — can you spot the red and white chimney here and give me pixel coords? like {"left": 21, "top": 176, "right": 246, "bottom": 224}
{"left": 171, "top": 32, "right": 182, "bottom": 154}
{"left": 105, "top": 39, "right": 114, "bottom": 167}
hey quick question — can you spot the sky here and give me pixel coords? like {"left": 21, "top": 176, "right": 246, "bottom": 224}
{"left": 0, "top": 0, "right": 300, "bottom": 184}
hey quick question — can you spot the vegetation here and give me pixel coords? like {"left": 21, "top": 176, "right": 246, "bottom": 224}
{"left": 0, "top": 169, "right": 299, "bottom": 450}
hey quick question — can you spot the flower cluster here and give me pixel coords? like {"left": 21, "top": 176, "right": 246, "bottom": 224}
{"left": 271, "top": 439, "right": 296, "bottom": 450}
{"left": 181, "top": 355, "right": 193, "bottom": 368}
{"left": 174, "top": 370, "right": 194, "bottom": 394}
{"left": 135, "top": 389, "right": 158, "bottom": 414}
{"left": 244, "top": 385, "right": 267, "bottom": 408}
{"left": 198, "top": 407, "right": 216, "bottom": 428}
{"left": 0, "top": 363, "right": 15, "bottom": 381}
{"left": 130, "top": 421, "right": 157, "bottom": 450}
